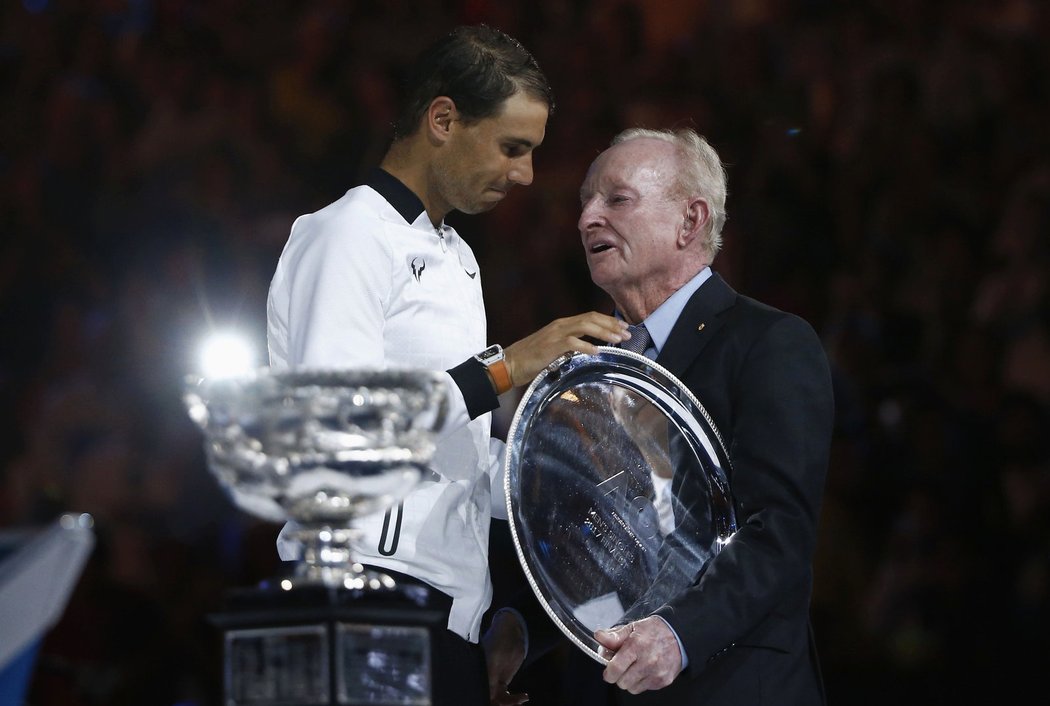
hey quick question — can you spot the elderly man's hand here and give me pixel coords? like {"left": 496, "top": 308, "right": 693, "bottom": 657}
{"left": 482, "top": 610, "right": 529, "bottom": 705}
{"left": 594, "top": 616, "right": 683, "bottom": 694}
{"left": 504, "top": 313, "right": 628, "bottom": 387}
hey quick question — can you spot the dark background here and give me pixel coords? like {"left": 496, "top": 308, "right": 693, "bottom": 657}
{"left": 1, "top": 0, "right": 1048, "bottom": 704}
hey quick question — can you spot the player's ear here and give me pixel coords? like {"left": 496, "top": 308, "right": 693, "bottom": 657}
{"left": 426, "top": 97, "right": 457, "bottom": 144}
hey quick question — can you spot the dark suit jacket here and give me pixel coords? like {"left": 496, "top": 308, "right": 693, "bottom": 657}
{"left": 615, "top": 272, "right": 834, "bottom": 706}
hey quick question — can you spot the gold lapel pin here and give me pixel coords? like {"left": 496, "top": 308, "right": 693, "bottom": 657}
{"left": 697, "top": 323, "right": 706, "bottom": 332}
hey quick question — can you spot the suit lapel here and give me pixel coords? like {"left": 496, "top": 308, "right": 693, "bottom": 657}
{"left": 656, "top": 272, "right": 737, "bottom": 376}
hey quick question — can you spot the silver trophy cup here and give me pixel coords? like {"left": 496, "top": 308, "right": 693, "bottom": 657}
{"left": 183, "top": 367, "right": 448, "bottom": 590}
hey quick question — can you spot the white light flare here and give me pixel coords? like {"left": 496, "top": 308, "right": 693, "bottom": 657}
{"left": 198, "top": 332, "right": 257, "bottom": 379}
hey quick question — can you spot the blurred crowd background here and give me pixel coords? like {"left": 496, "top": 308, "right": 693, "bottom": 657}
{"left": 1, "top": 0, "right": 1048, "bottom": 704}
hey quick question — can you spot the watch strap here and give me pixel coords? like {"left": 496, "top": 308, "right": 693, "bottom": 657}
{"left": 485, "top": 357, "right": 512, "bottom": 395}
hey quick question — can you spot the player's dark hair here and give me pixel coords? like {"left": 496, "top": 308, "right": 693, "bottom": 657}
{"left": 392, "top": 25, "right": 553, "bottom": 139}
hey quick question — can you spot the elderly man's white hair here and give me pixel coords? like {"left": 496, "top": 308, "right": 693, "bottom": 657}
{"left": 612, "top": 128, "right": 728, "bottom": 256}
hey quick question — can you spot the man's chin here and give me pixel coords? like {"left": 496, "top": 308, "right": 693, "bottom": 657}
{"left": 586, "top": 265, "right": 624, "bottom": 297}
{"left": 459, "top": 200, "right": 501, "bottom": 215}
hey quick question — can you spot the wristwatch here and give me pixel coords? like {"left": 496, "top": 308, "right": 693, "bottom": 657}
{"left": 475, "top": 344, "right": 512, "bottom": 395}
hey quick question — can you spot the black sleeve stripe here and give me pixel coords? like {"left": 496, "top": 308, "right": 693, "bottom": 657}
{"left": 447, "top": 357, "right": 500, "bottom": 419}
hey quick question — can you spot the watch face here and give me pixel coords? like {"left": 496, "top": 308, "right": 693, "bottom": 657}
{"left": 504, "top": 348, "right": 737, "bottom": 665}
{"left": 478, "top": 345, "right": 503, "bottom": 363}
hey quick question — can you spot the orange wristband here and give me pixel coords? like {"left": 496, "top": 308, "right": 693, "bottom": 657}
{"left": 486, "top": 358, "right": 512, "bottom": 395}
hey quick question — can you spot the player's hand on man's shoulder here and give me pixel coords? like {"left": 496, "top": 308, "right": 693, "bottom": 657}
{"left": 504, "top": 312, "right": 629, "bottom": 386}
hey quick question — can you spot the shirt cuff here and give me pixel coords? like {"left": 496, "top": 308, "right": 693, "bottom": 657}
{"left": 447, "top": 356, "right": 500, "bottom": 419}
{"left": 653, "top": 615, "right": 689, "bottom": 670}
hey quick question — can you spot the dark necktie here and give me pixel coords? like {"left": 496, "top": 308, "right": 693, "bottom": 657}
{"left": 619, "top": 323, "right": 652, "bottom": 356}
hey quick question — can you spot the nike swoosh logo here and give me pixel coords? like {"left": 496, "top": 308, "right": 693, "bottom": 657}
{"left": 465, "top": 270, "right": 477, "bottom": 279}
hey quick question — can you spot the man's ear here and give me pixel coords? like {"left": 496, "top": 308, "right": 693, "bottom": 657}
{"left": 426, "top": 96, "right": 457, "bottom": 144}
{"left": 678, "top": 197, "right": 710, "bottom": 248}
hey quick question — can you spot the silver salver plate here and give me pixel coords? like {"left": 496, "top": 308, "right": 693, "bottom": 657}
{"left": 504, "top": 348, "right": 737, "bottom": 664}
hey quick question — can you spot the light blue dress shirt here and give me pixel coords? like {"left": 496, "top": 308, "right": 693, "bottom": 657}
{"left": 616, "top": 266, "right": 712, "bottom": 670}
{"left": 634, "top": 266, "right": 712, "bottom": 357}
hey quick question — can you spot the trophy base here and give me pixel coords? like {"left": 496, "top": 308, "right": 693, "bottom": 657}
{"left": 286, "top": 563, "right": 408, "bottom": 593}
{"left": 210, "top": 580, "right": 449, "bottom": 706}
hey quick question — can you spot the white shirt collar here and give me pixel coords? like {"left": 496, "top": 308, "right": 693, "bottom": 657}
{"left": 633, "top": 267, "right": 712, "bottom": 357}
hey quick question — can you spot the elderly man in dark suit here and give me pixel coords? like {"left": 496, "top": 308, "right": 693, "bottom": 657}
{"left": 579, "top": 127, "right": 835, "bottom": 705}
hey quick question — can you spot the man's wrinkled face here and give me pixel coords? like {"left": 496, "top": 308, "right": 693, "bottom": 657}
{"left": 435, "top": 91, "right": 548, "bottom": 215}
{"left": 578, "top": 138, "right": 686, "bottom": 298}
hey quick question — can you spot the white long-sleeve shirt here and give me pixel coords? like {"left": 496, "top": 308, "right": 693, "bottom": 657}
{"left": 267, "top": 169, "right": 505, "bottom": 642}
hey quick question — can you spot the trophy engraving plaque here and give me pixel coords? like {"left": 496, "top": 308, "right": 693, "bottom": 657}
{"left": 505, "top": 348, "right": 737, "bottom": 664}
{"left": 335, "top": 624, "right": 430, "bottom": 705}
{"left": 225, "top": 625, "right": 330, "bottom": 704}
